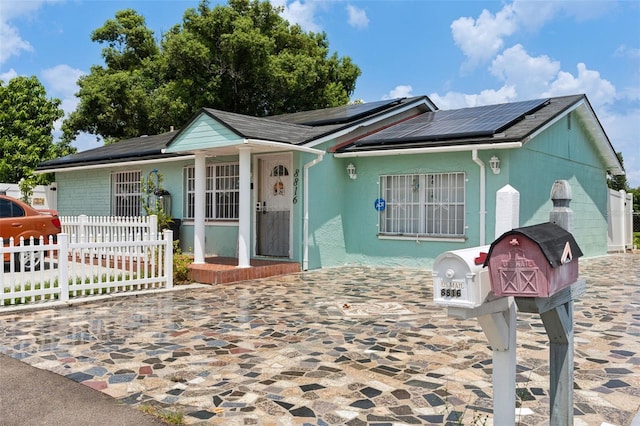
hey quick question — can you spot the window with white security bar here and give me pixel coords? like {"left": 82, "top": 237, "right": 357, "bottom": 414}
{"left": 111, "top": 171, "right": 141, "bottom": 216}
{"left": 184, "top": 163, "right": 240, "bottom": 220}
{"left": 379, "top": 172, "right": 466, "bottom": 237}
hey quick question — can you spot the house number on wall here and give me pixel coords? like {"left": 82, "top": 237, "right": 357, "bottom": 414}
{"left": 293, "top": 169, "right": 299, "bottom": 204}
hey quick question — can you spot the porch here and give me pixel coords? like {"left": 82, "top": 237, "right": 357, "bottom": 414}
{"left": 188, "top": 257, "right": 301, "bottom": 285}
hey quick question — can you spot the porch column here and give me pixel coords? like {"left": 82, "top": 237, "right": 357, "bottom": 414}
{"left": 237, "top": 147, "right": 251, "bottom": 268}
{"left": 193, "top": 152, "right": 206, "bottom": 264}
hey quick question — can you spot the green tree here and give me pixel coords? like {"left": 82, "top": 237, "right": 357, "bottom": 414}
{"left": 62, "top": 0, "right": 361, "bottom": 143}
{"left": 0, "top": 76, "right": 72, "bottom": 183}
{"left": 608, "top": 152, "right": 629, "bottom": 191}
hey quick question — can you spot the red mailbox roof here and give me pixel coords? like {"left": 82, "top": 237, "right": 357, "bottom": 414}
{"left": 484, "top": 222, "right": 583, "bottom": 268}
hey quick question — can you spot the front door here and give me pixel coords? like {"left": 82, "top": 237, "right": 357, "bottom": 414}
{"left": 256, "top": 154, "right": 292, "bottom": 257}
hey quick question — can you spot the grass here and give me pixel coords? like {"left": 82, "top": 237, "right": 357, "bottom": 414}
{"left": 139, "top": 404, "right": 185, "bottom": 425}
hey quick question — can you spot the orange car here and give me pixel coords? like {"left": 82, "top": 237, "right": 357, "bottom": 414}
{"left": 0, "top": 194, "right": 61, "bottom": 270}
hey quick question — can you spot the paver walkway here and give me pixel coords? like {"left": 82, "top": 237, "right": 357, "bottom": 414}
{"left": 0, "top": 254, "right": 638, "bottom": 425}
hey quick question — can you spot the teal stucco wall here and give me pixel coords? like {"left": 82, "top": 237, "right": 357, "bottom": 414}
{"left": 506, "top": 113, "right": 609, "bottom": 257}
{"left": 303, "top": 147, "right": 487, "bottom": 270}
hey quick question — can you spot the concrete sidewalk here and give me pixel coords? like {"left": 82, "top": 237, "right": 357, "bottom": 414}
{"left": 0, "top": 353, "right": 168, "bottom": 426}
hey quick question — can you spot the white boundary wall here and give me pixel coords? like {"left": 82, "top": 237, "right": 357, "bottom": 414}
{"left": 607, "top": 189, "right": 634, "bottom": 252}
{"left": 0, "top": 183, "right": 58, "bottom": 210}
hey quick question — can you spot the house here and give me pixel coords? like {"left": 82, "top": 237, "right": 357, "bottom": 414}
{"left": 37, "top": 94, "right": 623, "bottom": 272}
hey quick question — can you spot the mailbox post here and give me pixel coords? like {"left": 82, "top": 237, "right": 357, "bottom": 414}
{"left": 484, "top": 180, "right": 584, "bottom": 425}
{"left": 433, "top": 246, "right": 516, "bottom": 425}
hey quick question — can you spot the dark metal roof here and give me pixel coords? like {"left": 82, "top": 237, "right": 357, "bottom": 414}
{"left": 337, "top": 95, "right": 586, "bottom": 152}
{"left": 37, "top": 97, "right": 434, "bottom": 171}
{"left": 484, "top": 222, "right": 584, "bottom": 268}
{"left": 200, "top": 108, "right": 340, "bottom": 145}
{"left": 37, "top": 131, "right": 183, "bottom": 171}
{"left": 266, "top": 97, "right": 428, "bottom": 126}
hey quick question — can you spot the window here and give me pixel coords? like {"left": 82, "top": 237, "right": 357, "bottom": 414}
{"left": 185, "top": 163, "right": 239, "bottom": 220}
{"left": 0, "top": 198, "right": 25, "bottom": 218}
{"left": 379, "top": 172, "right": 465, "bottom": 237}
{"left": 111, "top": 171, "right": 141, "bottom": 216}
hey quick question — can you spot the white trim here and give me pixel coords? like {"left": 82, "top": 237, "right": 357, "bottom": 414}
{"left": 180, "top": 220, "right": 238, "bottom": 226}
{"left": 35, "top": 155, "right": 195, "bottom": 174}
{"left": 472, "top": 150, "right": 486, "bottom": 246}
{"left": 334, "top": 142, "right": 523, "bottom": 158}
{"left": 377, "top": 235, "right": 467, "bottom": 243}
{"left": 304, "top": 97, "right": 435, "bottom": 148}
{"left": 243, "top": 138, "right": 324, "bottom": 156}
{"left": 253, "top": 152, "right": 294, "bottom": 259}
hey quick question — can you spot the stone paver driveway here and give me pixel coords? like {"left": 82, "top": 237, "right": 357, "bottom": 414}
{"left": 0, "top": 254, "right": 639, "bottom": 425}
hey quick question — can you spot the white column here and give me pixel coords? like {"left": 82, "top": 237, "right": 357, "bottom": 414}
{"left": 495, "top": 184, "right": 520, "bottom": 239}
{"left": 237, "top": 147, "right": 251, "bottom": 268}
{"left": 193, "top": 153, "right": 206, "bottom": 264}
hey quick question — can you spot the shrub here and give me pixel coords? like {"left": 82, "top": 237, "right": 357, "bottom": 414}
{"left": 173, "top": 240, "right": 193, "bottom": 285}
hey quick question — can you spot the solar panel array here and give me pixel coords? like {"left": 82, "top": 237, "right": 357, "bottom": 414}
{"left": 272, "top": 98, "right": 403, "bottom": 126}
{"left": 356, "top": 98, "right": 549, "bottom": 145}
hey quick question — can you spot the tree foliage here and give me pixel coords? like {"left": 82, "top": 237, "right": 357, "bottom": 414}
{"left": 608, "top": 152, "right": 629, "bottom": 191}
{"left": 63, "top": 0, "right": 361, "bottom": 143}
{"left": 0, "top": 76, "right": 72, "bottom": 183}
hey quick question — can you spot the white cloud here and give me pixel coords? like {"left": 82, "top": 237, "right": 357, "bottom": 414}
{"left": 382, "top": 85, "right": 413, "bottom": 100}
{"left": 429, "top": 85, "right": 517, "bottom": 110}
{"left": 450, "top": 5, "right": 519, "bottom": 70}
{"left": 542, "top": 63, "right": 616, "bottom": 109}
{"left": 614, "top": 45, "right": 640, "bottom": 60}
{"left": 271, "top": 0, "right": 323, "bottom": 33}
{"left": 490, "top": 44, "right": 560, "bottom": 99}
{"left": 346, "top": 5, "right": 369, "bottom": 29}
{"left": 0, "top": 20, "right": 33, "bottom": 64}
{"left": 450, "top": 0, "right": 608, "bottom": 71}
{"left": 0, "top": 0, "right": 63, "bottom": 65}
{"left": 0, "top": 68, "right": 19, "bottom": 83}
{"left": 599, "top": 107, "right": 640, "bottom": 187}
{"left": 41, "top": 64, "right": 86, "bottom": 137}
{"left": 41, "top": 64, "right": 84, "bottom": 97}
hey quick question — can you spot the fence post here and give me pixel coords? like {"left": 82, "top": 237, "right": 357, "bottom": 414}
{"left": 79, "top": 214, "right": 88, "bottom": 243}
{"left": 150, "top": 215, "right": 158, "bottom": 240}
{"left": 164, "top": 230, "right": 173, "bottom": 289}
{"left": 618, "top": 189, "right": 627, "bottom": 251}
{"left": 58, "top": 233, "right": 69, "bottom": 302}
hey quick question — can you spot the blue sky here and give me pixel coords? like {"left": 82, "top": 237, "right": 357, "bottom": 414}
{"left": 1, "top": 0, "right": 639, "bottom": 187}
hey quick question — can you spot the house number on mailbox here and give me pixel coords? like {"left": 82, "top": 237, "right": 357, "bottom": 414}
{"left": 440, "top": 281, "right": 464, "bottom": 298}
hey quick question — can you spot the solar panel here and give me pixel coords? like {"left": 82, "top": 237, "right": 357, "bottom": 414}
{"left": 269, "top": 98, "right": 404, "bottom": 126}
{"left": 356, "top": 98, "right": 549, "bottom": 145}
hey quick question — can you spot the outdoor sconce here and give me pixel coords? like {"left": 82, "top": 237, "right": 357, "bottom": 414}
{"left": 347, "top": 163, "right": 357, "bottom": 180}
{"left": 489, "top": 155, "right": 501, "bottom": 175}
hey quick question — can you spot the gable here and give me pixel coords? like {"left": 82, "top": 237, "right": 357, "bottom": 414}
{"left": 165, "top": 114, "right": 243, "bottom": 153}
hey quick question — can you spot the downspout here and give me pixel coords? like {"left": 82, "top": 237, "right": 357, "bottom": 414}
{"left": 303, "top": 153, "right": 324, "bottom": 271}
{"left": 472, "top": 150, "right": 486, "bottom": 246}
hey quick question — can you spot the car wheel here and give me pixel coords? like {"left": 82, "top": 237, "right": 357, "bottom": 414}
{"left": 14, "top": 241, "right": 42, "bottom": 271}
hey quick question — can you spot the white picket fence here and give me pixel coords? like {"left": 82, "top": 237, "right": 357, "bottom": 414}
{"left": 59, "top": 214, "right": 159, "bottom": 242}
{"left": 1, "top": 230, "right": 173, "bottom": 308}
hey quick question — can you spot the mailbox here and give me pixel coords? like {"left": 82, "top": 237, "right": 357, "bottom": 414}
{"left": 484, "top": 222, "right": 583, "bottom": 298}
{"left": 432, "top": 245, "right": 492, "bottom": 308}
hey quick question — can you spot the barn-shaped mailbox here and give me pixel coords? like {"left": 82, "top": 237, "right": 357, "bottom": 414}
{"left": 484, "top": 223, "right": 583, "bottom": 298}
